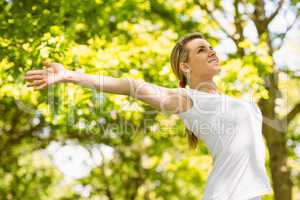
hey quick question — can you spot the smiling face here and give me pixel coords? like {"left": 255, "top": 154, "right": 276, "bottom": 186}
{"left": 180, "top": 38, "right": 220, "bottom": 81}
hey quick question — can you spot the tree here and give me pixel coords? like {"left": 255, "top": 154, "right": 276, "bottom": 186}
{"left": 0, "top": 0, "right": 299, "bottom": 199}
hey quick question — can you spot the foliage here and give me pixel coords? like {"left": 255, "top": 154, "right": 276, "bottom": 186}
{"left": 0, "top": 0, "right": 299, "bottom": 199}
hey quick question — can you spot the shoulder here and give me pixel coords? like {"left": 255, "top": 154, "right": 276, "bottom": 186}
{"left": 175, "top": 88, "right": 194, "bottom": 115}
{"left": 177, "top": 88, "right": 226, "bottom": 117}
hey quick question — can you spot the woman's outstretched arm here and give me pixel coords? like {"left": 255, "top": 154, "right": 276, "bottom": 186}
{"left": 24, "top": 61, "right": 192, "bottom": 114}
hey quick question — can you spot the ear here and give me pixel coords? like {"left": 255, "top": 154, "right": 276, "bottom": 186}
{"left": 179, "top": 63, "right": 191, "bottom": 74}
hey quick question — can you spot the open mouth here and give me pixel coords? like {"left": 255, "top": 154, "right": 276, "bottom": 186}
{"left": 208, "top": 58, "right": 219, "bottom": 64}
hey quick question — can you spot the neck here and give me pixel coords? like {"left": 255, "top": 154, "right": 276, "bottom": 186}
{"left": 189, "top": 78, "right": 218, "bottom": 94}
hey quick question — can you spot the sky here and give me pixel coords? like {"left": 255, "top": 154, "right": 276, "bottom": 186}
{"left": 46, "top": 141, "right": 114, "bottom": 180}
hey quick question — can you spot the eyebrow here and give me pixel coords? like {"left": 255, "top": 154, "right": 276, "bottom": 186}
{"left": 196, "top": 45, "right": 213, "bottom": 51}
{"left": 197, "top": 45, "right": 212, "bottom": 49}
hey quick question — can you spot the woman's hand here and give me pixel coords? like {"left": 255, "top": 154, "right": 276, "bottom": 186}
{"left": 24, "top": 61, "right": 69, "bottom": 90}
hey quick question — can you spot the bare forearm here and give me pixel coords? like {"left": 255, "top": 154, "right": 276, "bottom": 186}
{"left": 63, "top": 70, "right": 135, "bottom": 96}
{"left": 25, "top": 62, "right": 185, "bottom": 113}
{"left": 61, "top": 70, "right": 184, "bottom": 114}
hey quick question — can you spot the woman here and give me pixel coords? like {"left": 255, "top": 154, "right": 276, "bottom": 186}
{"left": 24, "top": 33, "right": 273, "bottom": 200}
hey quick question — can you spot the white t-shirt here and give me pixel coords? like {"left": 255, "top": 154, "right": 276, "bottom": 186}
{"left": 178, "top": 88, "right": 273, "bottom": 200}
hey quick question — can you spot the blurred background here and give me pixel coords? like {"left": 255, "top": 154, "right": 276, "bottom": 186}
{"left": 0, "top": 0, "right": 299, "bottom": 199}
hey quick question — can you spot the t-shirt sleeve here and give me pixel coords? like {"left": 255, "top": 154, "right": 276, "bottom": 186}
{"left": 178, "top": 88, "right": 224, "bottom": 119}
{"left": 249, "top": 101, "right": 263, "bottom": 122}
{"left": 252, "top": 102, "right": 262, "bottom": 115}
{"left": 178, "top": 88, "right": 196, "bottom": 118}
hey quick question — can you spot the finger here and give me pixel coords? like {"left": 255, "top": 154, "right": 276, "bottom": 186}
{"left": 32, "top": 80, "right": 45, "bottom": 86}
{"left": 26, "top": 83, "right": 35, "bottom": 87}
{"left": 24, "top": 74, "right": 43, "bottom": 81}
{"left": 35, "top": 82, "right": 48, "bottom": 90}
{"left": 25, "top": 70, "right": 45, "bottom": 76}
{"left": 26, "top": 82, "right": 43, "bottom": 87}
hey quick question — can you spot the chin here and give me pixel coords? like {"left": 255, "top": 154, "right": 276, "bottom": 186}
{"left": 212, "top": 64, "right": 220, "bottom": 73}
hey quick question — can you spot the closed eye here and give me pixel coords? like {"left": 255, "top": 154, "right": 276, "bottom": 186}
{"left": 196, "top": 45, "right": 214, "bottom": 53}
{"left": 198, "top": 48, "right": 204, "bottom": 53}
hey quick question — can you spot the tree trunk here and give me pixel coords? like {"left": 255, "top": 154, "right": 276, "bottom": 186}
{"left": 259, "top": 97, "right": 293, "bottom": 200}
{"left": 253, "top": 0, "right": 294, "bottom": 197}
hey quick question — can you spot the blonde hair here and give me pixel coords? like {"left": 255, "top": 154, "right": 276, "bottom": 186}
{"left": 170, "top": 32, "right": 204, "bottom": 149}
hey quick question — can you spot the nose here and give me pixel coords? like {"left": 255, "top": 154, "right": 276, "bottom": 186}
{"left": 208, "top": 49, "right": 216, "bottom": 57}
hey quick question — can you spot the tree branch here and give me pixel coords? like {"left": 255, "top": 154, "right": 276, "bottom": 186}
{"left": 193, "top": 1, "right": 236, "bottom": 42}
{"left": 274, "top": 12, "right": 299, "bottom": 51}
{"left": 267, "top": 0, "right": 285, "bottom": 24}
{"left": 149, "top": 0, "right": 177, "bottom": 23}
{"left": 283, "top": 102, "right": 300, "bottom": 125}
{"left": 278, "top": 68, "right": 300, "bottom": 79}
{"left": 233, "top": 0, "right": 246, "bottom": 57}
